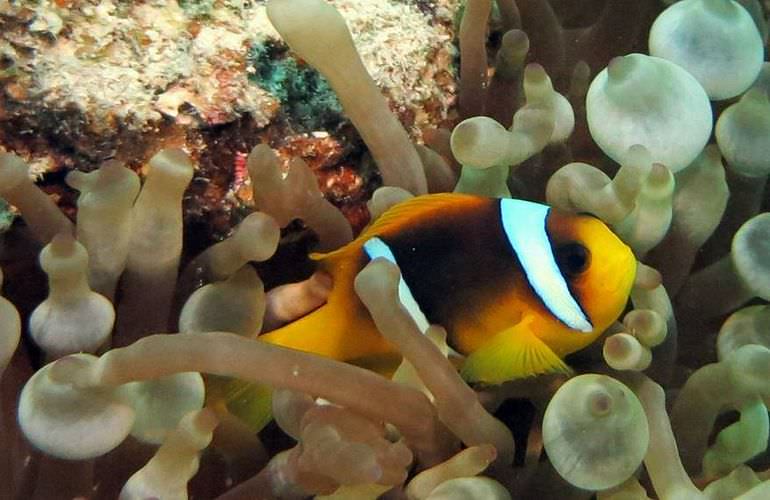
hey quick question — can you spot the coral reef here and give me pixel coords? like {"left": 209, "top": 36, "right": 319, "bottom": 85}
{"left": 0, "top": 0, "right": 458, "bottom": 238}
{"left": 1, "top": 0, "right": 770, "bottom": 499}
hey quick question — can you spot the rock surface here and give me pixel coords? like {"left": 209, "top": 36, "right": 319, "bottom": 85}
{"left": 0, "top": 0, "right": 459, "bottom": 238}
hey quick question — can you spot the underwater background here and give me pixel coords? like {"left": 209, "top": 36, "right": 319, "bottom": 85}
{"left": 1, "top": 0, "right": 770, "bottom": 498}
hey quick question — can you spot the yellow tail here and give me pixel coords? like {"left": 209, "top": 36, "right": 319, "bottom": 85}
{"left": 221, "top": 197, "right": 461, "bottom": 431}
{"left": 220, "top": 378, "right": 276, "bottom": 433}
{"left": 223, "top": 269, "right": 398, "bottom": 431}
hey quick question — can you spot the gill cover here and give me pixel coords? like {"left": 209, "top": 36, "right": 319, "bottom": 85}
{"left": 499, "top": 199, "right": 593, "bottom": 332}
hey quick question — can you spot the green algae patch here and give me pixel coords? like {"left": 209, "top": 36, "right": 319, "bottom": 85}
{"left": 178, "top": 0, "right": 216, "bottom": 18}
{"left": 247, "top": 42, "right": 344, "bottom": 131}
{"left": 0, "top": 198, "right": 15, "bottom": 234}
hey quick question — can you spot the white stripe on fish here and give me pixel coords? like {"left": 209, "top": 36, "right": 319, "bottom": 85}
{"left": 499, "top": 198, "right": 593, "bottom": 332}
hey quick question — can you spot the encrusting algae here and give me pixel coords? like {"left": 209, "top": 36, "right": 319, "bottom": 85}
{"left": 1, "top": 0, "right": 770, "bottom": 499}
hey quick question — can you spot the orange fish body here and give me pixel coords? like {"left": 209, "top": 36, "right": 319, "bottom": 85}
{"left": 259, "top": 193, "right": 636, "bottom": 384}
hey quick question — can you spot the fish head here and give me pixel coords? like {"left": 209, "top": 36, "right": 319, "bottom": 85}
{"left": 546, "top": 210, "right": 637, "bottom": 338}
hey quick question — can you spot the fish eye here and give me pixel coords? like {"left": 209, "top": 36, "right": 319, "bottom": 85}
{"left": 556, "top": 243, "right": 591, "bottom": 277}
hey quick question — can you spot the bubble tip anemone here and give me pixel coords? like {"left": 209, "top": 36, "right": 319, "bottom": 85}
{"left": 543, "top": 374, "right": 649, "bottom": 491}
{"left": 586, "top": 53, "right": 712, "bottom": 172}
{"left": 18, "top": 354, "right": 135, "bottom": 460}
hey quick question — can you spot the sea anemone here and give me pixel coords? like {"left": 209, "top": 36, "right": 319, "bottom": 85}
{"left": 1, "top": 0, "right": 769, "bottom": 498}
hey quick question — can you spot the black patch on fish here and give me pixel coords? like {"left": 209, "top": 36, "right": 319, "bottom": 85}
{"left": 365, "top": 199, "right": 521, "bottom": 346}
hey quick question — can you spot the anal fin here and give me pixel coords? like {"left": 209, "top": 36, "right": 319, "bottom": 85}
{"left": 460, "top": 318, "right": 573, "bottom": 385}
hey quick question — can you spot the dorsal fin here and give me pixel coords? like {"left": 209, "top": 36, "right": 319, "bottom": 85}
{"left": 312, "top": 193, "right": 484, "bottom": 263}
{"left": 358, "top": 192, "right": 482, "bottom": 240}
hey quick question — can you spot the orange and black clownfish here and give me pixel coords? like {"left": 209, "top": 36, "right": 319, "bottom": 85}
{"left": 227, "top": 193, "right": 637, "bottom": 426}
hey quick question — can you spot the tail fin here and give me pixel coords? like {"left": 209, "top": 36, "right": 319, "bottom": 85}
{"left": 220, "top": 302, "right": 346, "bottom": 432}
{"left": 221, "top": 230, "right": 405, "bottom": 431}
{"left": 220, "top": 378, "right": 275, "bottom": 433}
{"left": 222, "top": 288, "right": 396, "bottom": 432}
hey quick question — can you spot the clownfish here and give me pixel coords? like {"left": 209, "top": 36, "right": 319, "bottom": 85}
{"left": 226, "top": 194, "right": 636, "bottom": 426}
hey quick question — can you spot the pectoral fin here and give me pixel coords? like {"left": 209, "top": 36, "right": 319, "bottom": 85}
{"left": 460, "top": 318, "right": 572, "bottom": 385}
